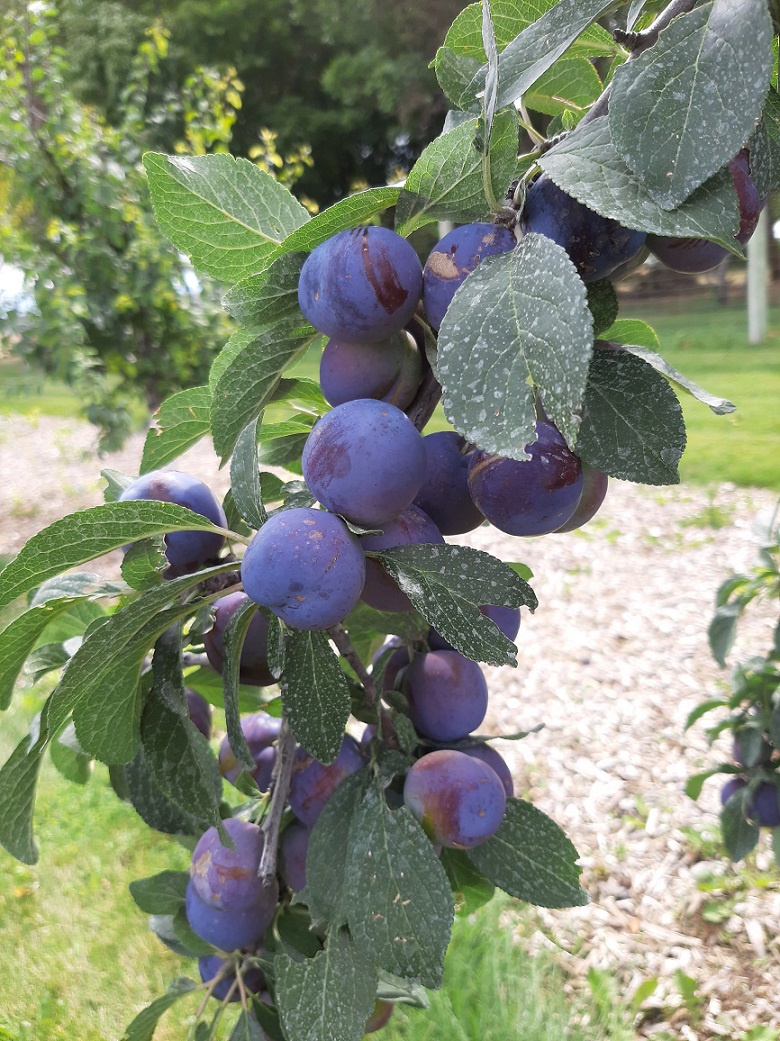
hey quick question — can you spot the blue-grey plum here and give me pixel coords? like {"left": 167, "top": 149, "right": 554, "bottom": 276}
{"left": 554, "top": 463, "right": 608, "bottom": 533}
{"left": 278, "top": 821, "right": 310, "bottom": 892}
{"left": 403, "top": 748, "right": 506, "bottom": 849}
{"left": 298, "top": 226, "right": 423, "bottom": 342}
{"left": 403, "top": 650, "right": 488, "bottom": 742}
{"left": 302, "top": 399, "right": 427, "bottom": 526}
{"left": 219, "top": 712, "right": 283, "bottom": 790}
{"left": 413, "top": 431, "right": 485, "bottom": 536}
{"left": 186, "top": 688, "right": 212, "bottom": 740}
{"left": 288, "top": 736, "right": 367, "bottom": 826}
{"left": 319, "top": 331, "right": 422, "bottom": 409}
{"left": 522, "top": 175, "right": 646, "bottom": 282}
{"left": 468, "top": 422, "right": 583, "bottom": 536}
{"left": 241, "top": 508, "right": 366, "bottom": 630}
{"left": 422, "top": 222, "right": 516, "bottom": 330}
{"left": 198, "top": 954, "right": 266, "bottom": 1002}
{"left": 204, "top": 592, "right": 275, "bottom": 687}
{"left": 720, "top": 777, "right": 747, "bottom": 806}
{"left": 360, "top": 505, "right": 444, "bottom": 612}
{"left": 749, "top": 782, "right": 780, "bottom": 828}
{"left": 185, "top": 881, "right": 275, "bottom": 951}
{"left": 119, "top": 469, "right": 227, "bottom": 576}
{"left": 428, "top": 603, "right": 520, "bottom": 652}
{"left": 459, "top": 743, "right": 514, "bottom": 798}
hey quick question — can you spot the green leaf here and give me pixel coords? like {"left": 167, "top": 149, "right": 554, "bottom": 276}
{"left": 684, "top": 699, "right": 729, "bottom": 732}
{"left": 49, "top": 725, "right": 92, "bottom": 785}
{"left": 282, "top": 630, "right": 352, "bottom": 764}
{"left": 539, "top": 118, "right": 741, "bottom": 249}
{"left": 346, "top": 785, "right": 454, "bottom": 988}
{"left": 180, "top": 666, "right": 271, "bottom": 714}
{"left": 609, "top": 0, "right": 773, "bottom": 210}
{"left": 601, "top": 318, "right": 659, "bottom": 351}
{"left": 121, "top": 538, "right": 168, "bottom": 591}
{"left": 377, "top": 544, "right": 536, "bottom": 668}
{"left": 395, "top": 110, "right": 520, "bottom": 236}
{"left": 149, "top": 912, "right": 214, "bottom": 957}
{"left": 121, "top": 978, "right": 198, "bottom": 1041}
{"left": 230, "top": 419, "right": 266, "bottom": 530}
{"left": 0, "top": 597, "right": 90, "bottom": 710}
{"left": 751, "top": 86, "right": 780, "bottom": 195}
{"left": 433, "top": 45, "right": 482, "bottom": 112}
{"left": 576, "top": 348, "right": 686, "bottom": 485}
{"left": 221, "top": 597, "right": 262, "bottom": 772}
{"left": 437, "top": 235, "right": 593, "bottom": 454}
{"left": 376, "top": 971, "right": 430, "bottom": 1008}
{"left": 222, "top": 253, "right": 306, "bottom": 330}
{"left": 468, "top": 798, "right": 588, "bottom": 908}
{"left": 142, "top": 153, "right": 309, "bottom": 282}
{"left": 0, "top": 703, "right": 51, "bottom": 863}
{"left": 275, "top": 929, "right": 377, "bottom": 1041}
{"left": 620, "top": 344, "right": 736, "bottom": 415}
{"left": 256, "top": 418, "right": 316, "bottom": 475}
{"left": 229, "top": 1010, "right": 265, "bottom": 1041}
{"left": 29, "top": 572, "right": 127, "bottom": 606}
{"left": 684, "top": 767, "right": 725, "bottom": 801}
{"left": 129, "top": 870, "right": 190, "bottom": 915}
{"left": 101, "top": 469, "right": 135, "bottom": 502}
{"left": 0, "top": 502, "right": 234, "bottom": 615}
{"left": 210, "top": 326, "right": 318, "bottom": 462}
{"left": 140, "top": 387, "right": 212, "bottom": 474}
{"left": 440, "top": 848, "right": 495, "bottom": 916}
{"left": 525, "top": 56, "right": 602, "bottom": 116}
{"left": 720, "top": 786, "right": 760, "bottom": 861}
{"left": 122, "top": 750, "right": 208, "bottom": 837}
{"left": 275, "top": 187, "right": 402, "bottom": 254}
{"left": 25, "top": 642, "right": 71, "bottom": 683}
{"left": 708, "top": 602, "right": 743, "bottom": 667}
{"left": 587, "top": 280, "right": 619, "bottom": 337}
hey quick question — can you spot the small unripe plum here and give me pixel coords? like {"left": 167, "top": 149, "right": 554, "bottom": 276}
{"left": 459, "top": 743, "right": 514, "bottom": 798}
{"left": 423, "top": 222, "right": 516, "bottom": 330}
{"left": 554, "top": 463, "right": 609, "bottom": 533}
{"left": 278, "top": 821, "right": 310, "bottom": 892}
{"left": 198, "top": 954, "right": 266, "bottom": 1002}
{"left": 204, "top": 592, "right": 275, "bottom": 687}
{"left": 241, "top": 508, "right": 366, "bottom": 631}
{"left": 219, "top": 712, "right": 283, "bottom": 790}
{"left": 360, "top": 505, "right": 444, "bottom": 612}
{"left": 288, "top": 736, "right": 367, "bottom": 826}
{"left": 185, "top": 881, "right": 275, "bottom": 951}
{"left": 298, "top": 226, "right": 423, "bottom": 342}
{"left": 319, "top": 331, "right": 422, "bottom": 409}
{"left": 403, "top": 748, "right": 506, "bottom": 849}
{"left": 185, "top": 688, "right": 212, "bottom": 740}
{"left": 468, "top": 422, "right": 583, "bottom": 537}
{"left": 413, "top": 431, "right": 485, "bottom": 536}
{"left": 403, "top": 650, "right": 488, "bottom": 742}
{"left": 522, "top": 175, "right": 646, "bottom": 282}
{"left": 302, "top": 399, "right": 427, "bottom": 526}
{"left": 749, "top": 782, "right": 780, "bottom": 828}
{"left": 119, "top": 469, "right": 227, "bottom": 576}
{"left": 190, "top": 818, "right": 270, "bottom": 911}
{"left": 428, "top": 603, "right": 521, "bottom": 652}
{"left": 364, "top": 999, "right": 394, "bottom": 1033}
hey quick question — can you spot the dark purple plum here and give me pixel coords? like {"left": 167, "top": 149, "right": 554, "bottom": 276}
{"left": 403, "top": 748, "right": 506, "bottom": 849}
{"left": 190, "top": 818, "right": 271, "bottom": 912}
{"left": 288, "top": 735, "right": 367, "bottom": 826}
{"left": 370, "top": 640, "right": 411, "bottom": 692}
{"left": 554, "top": 463, "right": 609, "bottom": 533}
{"left": 732, "top": 729, "right": 773, "bottom": 768}
{"left": 204, "top": 592, "right": 275, "bottom": 687}
{"left": 298, "top": 226, "right": 423, "bottom": 342}
{"left": 219, "top": 712, "right": 283, "bottom": 790}
{"left": 522, "top": 175, "right": 646, "bottom": 283}
{"left": 198, "top": 954, "right": 266, "bottom": 1002}
{"left": 423, "top": 222, "right": 516, "bottom": 331}
{"left": 119, "top": 469, "right": 227, "bottom": 576}
{"left": 429, "top": 603, "right": 521, "bottom": 652}
{"left": 749, "top": 782, "right": 780, "bottom": 828}
{"left": 468, "top": 422, "right": 583, "bottom": 537}
{"left": 647, "top": 149, "right": 764, "bottom": 273}
{"left": 319, "top": 331, "right": 422, "bottom": 409}
{"left": 720, "top": 777, "right": 747, "bottom": 806}
{"left": 413, "top": 431, "right": 485, "bottom": 536}
{"left": 185, "top": 688, "right": 212, "bottom": 740}
{"left": 241, "top": 508, "right": 366, "bottom": 631}
{"left": 360, "top": 505, "right": 444, "bottom": 612}
{"left": 185, "top": 881, "right": 275, "bottom": 951}
{"left": 278, "top": 821, "right": 310, "bottom": 892}
{"left": 365, "top": 999, "right": 394, "bottom": 1033}
{"left": 459, "top": 743, "right": 514, "bottom": 798}
{"left": 302, "top": 399, "right": 427, "bottom": 526}
{"left": 403, "top": 650, "right": 488, "bottom": 742}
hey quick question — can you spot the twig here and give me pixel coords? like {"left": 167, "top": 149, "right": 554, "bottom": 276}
{"left": 327, "top": 623, "right": 378, "bottom": 708}
{"left": 181, "top": 651, "right": 210, "bottom": 669}
{"left": 258, "top": 718, "right": 296, "bottom": 885}
{"left": 406, "top": 363, "right": 442, "bottom": 432}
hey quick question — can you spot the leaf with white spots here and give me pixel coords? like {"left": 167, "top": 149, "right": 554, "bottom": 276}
{"left": 282, "top": 630, "right": 351, "bottom": 764}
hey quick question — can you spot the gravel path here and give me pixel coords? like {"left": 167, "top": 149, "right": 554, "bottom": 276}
{"left": 1, "top": 414, "right": 779, "bottom": 1036}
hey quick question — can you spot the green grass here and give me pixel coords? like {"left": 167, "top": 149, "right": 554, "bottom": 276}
{"left": 0, "top": 358, "right": 84, "bottom": 418}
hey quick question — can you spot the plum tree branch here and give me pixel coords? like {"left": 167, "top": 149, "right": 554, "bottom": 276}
{"left": 328, "top": 623, "right": 378, "bottom": 708}
{"left": 258, "top": 718, "right": 296, "bottom": 885}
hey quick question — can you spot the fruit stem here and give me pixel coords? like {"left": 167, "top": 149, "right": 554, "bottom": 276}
{"left": 328, "top": 623, "right": 378, "bottom": 707}
{"left": 258, "top": 718, "right": 296, "bottom": 885}
{"left": 406, "top": 364, "right": 442, "bottom": 432}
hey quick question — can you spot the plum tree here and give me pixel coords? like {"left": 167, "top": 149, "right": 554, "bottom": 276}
{"left": 118, "top": 469, "right": 227, "bottom": 575}
{"left": 422, "top": 222, "right": 516, "bottom": 331}
{"left": 319, "top": 331, "right": 422, "bottom": 409}
{"left": 219, "top": 712, "right": 283, "bottom": 790}
{"left": 403, "top": 749, "right": 507, "bottom": 849}
{"left": 288, "top": 736, "right": 367, "bottom": 826}
{"left": 204, "top": 592, "right": 275, "bottom": 686}
{"left": 241, "top": 507, "right": 366, "bottom": 630}
{"left": 413, "top": 431, "right": 485, "bottom": 536}
{"left": 302, "top": 398, "right": 427, "bottom": 525}
{"left": 468, "top": 422, "right": 584, "bottom": 536}
{"left": 403, "top": 650, "right": 488, "bottom": 742}
{"left": 298, "top": 226, "right": 423, "bottom": 341}
{"left": 360, "top": 505, "right": 444, "bottom": 612}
